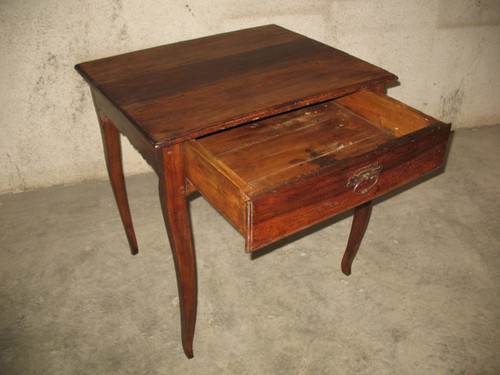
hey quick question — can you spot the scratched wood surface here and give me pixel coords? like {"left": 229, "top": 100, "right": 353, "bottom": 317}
{"left": 75, "top": 25, "right": 397, "bottom": 147}
{"left": 196, "top": 99, "right": 396, "bottom": 191}
{"left": 185, "top": 90, "right": 451, "bottom": 251}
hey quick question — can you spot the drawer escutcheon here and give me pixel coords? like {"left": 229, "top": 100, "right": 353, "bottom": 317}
{"left": 347, "top": 164, "right": 382, "bottom": 195}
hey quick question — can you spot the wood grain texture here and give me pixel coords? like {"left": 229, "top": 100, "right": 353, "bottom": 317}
{"left": 76, "top": 25, "right": 397, "bottom": 147}
{"left": 158, "top": 144, "right": 197, "bottom": 358}
{"left": 97, "top": 111, "right": 138, "bottom": 255}
{"left": 91, "top": 88, "right": 158, "bottom": 170}
{"left": 247, "top": 122, "right": 450, "bottom": 251}
{"left": 186, "top": 90, "right": 451, "bottom": 252}
{"left": 341, "top": 201, "right": 373, "bottom": 276}
{"left": 76, "top": 26, "right": 452, "bottom": 357}
{"left": 336, "top": 90, "right": 441, "bottom": 137}
{"left": 184, "top": 140, "right": 251, "bottom": 234}
{"left": 197, "top": 100, "right": 395, "bottom": 190}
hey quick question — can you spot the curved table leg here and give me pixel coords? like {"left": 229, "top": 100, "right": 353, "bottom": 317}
{"left": 341, "top": 201, "right": 373, "bottom": 276}
{"left": 158, "top": 144, "right": 197, "bottom": 359}
{"left": 98, "top": 112, "right": 138, "bottom": 255}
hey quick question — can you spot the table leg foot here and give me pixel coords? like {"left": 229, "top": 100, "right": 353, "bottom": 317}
{"left": 158, "top": 144, "right": 197, "bottom": 359}
{"left": 341, "top": 201, "right": 373, "bottom": 276}
{"left": 98, "top": 112, "right": 138, "bottom": 255}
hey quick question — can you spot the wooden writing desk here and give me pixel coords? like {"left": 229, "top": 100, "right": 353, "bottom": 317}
{"left": 75, "top": 25, "right": 451, "bottom": 358}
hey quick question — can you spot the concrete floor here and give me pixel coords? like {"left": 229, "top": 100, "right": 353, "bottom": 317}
{"left": 1, "top": 125, "right": 499, "bottom": 374}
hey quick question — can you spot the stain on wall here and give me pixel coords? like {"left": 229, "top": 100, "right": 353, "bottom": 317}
{"left": 439, "top": 87, "right": 465, "bottom": 120}
{"left": 185, "top": 4, "right": 195, "bottom": 17}
{"left": 0, "top": 0, "right": 499, "bottom": 193}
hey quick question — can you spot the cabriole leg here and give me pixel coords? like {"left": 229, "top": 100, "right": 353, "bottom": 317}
{"left": 341, "top": 201, "right": 373, "bottom": 276}
{"left": 98, "top": 112, "right": 139, "bottom": 255}
{"left": 158, "top": 144, "right": 197, "bottom": 358}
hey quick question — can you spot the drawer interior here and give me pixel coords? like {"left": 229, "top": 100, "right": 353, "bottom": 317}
{"left": 335, "top": 89, "right": 441, "bottom": 137}
{"left": 184, "top": 89, "right": 449, "bottom": 251}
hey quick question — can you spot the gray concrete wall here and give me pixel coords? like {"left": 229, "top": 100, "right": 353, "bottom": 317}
{"left": 1, "top": 0, "right": 499, "bottom": 193}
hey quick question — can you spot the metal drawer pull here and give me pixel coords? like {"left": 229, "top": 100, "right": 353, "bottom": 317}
{"left": 347, "top": 164, "right": 382, "bottom": 195}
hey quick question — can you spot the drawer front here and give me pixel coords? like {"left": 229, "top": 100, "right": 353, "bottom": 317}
{"left": 245, "top": 122, "right": 450, "bottom": 252}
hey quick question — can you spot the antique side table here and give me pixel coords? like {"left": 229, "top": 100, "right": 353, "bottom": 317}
{"left": 75, "top": 25, "right": 451, "bottom": 358}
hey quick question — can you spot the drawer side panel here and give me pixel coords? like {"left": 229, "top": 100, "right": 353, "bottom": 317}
{"left": 184, "top": 140, "right": 250, "bottom": 234}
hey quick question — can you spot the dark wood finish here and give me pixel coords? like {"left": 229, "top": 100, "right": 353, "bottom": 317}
{"left": 96, "top": 110, "right": 138, "bottom": 255}
{"left": 91, "top": 88, "right": 157, "bottom": 170}
{"left": 342, "top": 201, "right": 373, "bottom": 275}
{"left": 186, "top": 90, "right": 451, "bottom": 252}
{"left": 75, "top": 25, "right": 451, "bottom": 358}
{"left": 185, "top": 179, "right": 198, "bottom": 197}
{"left": 247, "top": 113, "right": 450, "bottom": 251}
{"left": 158, "top": 144, "right": 197, "bottom": 359}
{"left": 75, "top": 25, "right": 397, "bottom": 148}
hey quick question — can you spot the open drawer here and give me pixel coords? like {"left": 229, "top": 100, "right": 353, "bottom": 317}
{"left": 184, "top": 90, "right": 451, "bottom": 252}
